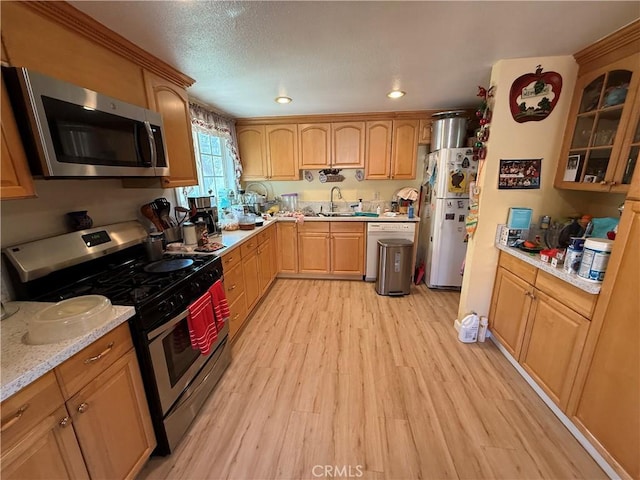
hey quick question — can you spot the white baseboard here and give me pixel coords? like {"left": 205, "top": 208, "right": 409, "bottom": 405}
{"left": 489, "top": 332, "right": 620, "bottom": 480}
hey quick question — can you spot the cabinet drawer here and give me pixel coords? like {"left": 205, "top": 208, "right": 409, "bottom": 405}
{"left": 298, "top": 222, "right": 330, "bottom": 233}
{"left": 257, "top": 229, "right": 270, "bottom": 244}
{"left": 535, "top": 270, "right": 597, "bottom": 319}
{"left": 499, "top": 251, "right": 537, "bottom": 285}
{"left": 240, "top": 237, "right": 259, "bottom": 257}
{"left": 228, "top": 292, "right": 248, "bottom": 340}
{"left": 0, "top": 371, "right": 64, "bottom": 450}
{"left": 223, "top": 262, "right": 244, "bottom": 305}
{"left": 221, "top": 249, "right": 241, "bottom": 270}
{"left": 55, "top": 323, "right": 133, "bottom": 399}
{"left": 330, "top": 222, "right": 364, "bottom": 233}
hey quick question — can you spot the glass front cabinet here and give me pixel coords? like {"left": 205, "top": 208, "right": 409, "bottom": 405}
{"left": 555, "top": 53, "right": 640, "bottom": 192}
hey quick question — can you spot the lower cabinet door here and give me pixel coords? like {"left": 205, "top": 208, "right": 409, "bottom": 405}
{"left": 228, "top": 292, "right": 248, "bottom": 340}
{"left": 488, "top": 267, "right": 533, "bottom": 360}
{"left": 68, "top": 349, "right": 156, "bottom": 480}
{"left": 242, "top": 250, "right": 261, "bottom": 311}
{"left": 0, "top": 405, "right": 88, "bottom": 480}
{"left": 298, "top": 232, "right": 330, "bottom": 273}
{"left": 520, "top": 290, "right": 589, "bottom": 410}
{"left": 330, "top": 232, "right": 364, "bottom": 274}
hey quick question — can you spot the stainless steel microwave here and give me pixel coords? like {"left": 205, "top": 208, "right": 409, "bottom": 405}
{"left": 3, "top": 67, "right": 170, "bottom": 178}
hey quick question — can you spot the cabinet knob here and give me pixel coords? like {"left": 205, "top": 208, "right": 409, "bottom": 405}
{"left": 59, "top": 416, "right": 71, "bottom": 428}
{"left": 610, "top": 181, "right": 617, "bottom": 186}
{"left": 228, "top": 284, "right": 237, "bottom": 291}
{"left": 600, "top": 180, "right": 609, "bottom": 185}
{"left": 77, "top": 403, "right": 89, "bottom": 414}
{"left": 524, "top": 291, "right": 536, "bottom": 300}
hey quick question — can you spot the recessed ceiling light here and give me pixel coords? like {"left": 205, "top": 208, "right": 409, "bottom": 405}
{"left": 387, "top": 90, "right": 406, "bottom": 99}
{"left": 275, "top": 96, "right": 292, "bottom": 104}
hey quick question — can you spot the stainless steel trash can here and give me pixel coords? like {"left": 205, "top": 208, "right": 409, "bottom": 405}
{"left": 375, "top": 239, "right": 413, "bottom": 296}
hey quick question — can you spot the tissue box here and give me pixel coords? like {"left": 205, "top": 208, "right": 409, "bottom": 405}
{"left": 507, "top": 207, "right": 533, "bottom": 229}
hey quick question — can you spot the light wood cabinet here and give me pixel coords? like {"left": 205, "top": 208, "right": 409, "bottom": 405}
{"left": 228, "top": 292, "right": 248, "bottom": 340}
{"left": 489, "top": 252, "right": 596, "bottom": 411}
{"left": 298, "top": 123, "right": 331, "bottom": 169}
{"left": 488, "top": 266, "right": 534, "bottom": 359}
{"left": 364, "top": 120, "right": 393, "bottom": 179}
{"left": 298, "top": 122, "right": 365, "bottom": 169}
{"left": 241, "top": 247, "right": 261, "bottom": 313}
{"left": 520, "top": 290, "right": 589, "bottom": 410}
{"left": 277, "top": 222, "right": 299, "bottom": 273}
{"left": 298, "top": 223, "right": 331, "bottom": 273}
{"left": 256, "top": 226, "right": 277, "bottom": 293}
{"left": 554, "top": 20, "right": 640, "bottom": 193}
{"left": 569, "top": 200, "right": 639, "bottom": 479}
{"left": 238, "top": 124, "right": 299, "bottom": 180}
{"left": 143, "top": 70, "right": 198, "bottom": 188}
{"left": 237, "top": 126, "right": 267, "bottom": 179}
{"left": 391, "top": 119, "right": 419, "bottom": 179}
{"left": 332, "top": 122, "right": 365, "bottom": 168}
{"left": 266, "top": 124, "right": 299, "bottom": 179}
{"left": 1, "top": 70, "right": 35, "bottom": 200}
{"left": 329, "top": 223, "right": 365, "bottom": 275}
{"left": 0, "top": 325, "right": 155, "bottom": 480}
{"left": 1, "top": 405, "right": 88, "bottom": 480}
{"left": 418, "top": 119, "right": 432, "bottom": 145}
{"left": 68, "top": 349, "right": 156, "bottom": 479}
{"left": 297, "top": 222, "right": 365, "bottom": 275}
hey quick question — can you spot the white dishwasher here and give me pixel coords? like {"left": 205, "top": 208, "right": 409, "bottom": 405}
{"left": 365, "top": 222, "right": 417, "bottom": 281}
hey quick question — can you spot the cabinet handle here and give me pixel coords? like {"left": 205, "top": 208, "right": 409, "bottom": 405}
{"left": 600, "top": 180, "right": 609, "bottom": 185}
{"left": 84, "top": 341, "right": 114, "bottom": 364}
{"left": 525, "top": 291, "right": 537, "bottom": 300}
{"left": 610, "top": 181, "right": 617, "bottom": 186}
{"left": 77, "top": 403, "right": 89, "bottom": 414}
{"left": 227, "top": 256, "right": 234, "bottom": 263}
{"left": 1, "top": 404, "right": 29, "bottom": 432}
{"left": 59, "top": 416, "right": 71, "bottom": 428}
{"left": 228, "top": 284, "right": 237, "bottom": 291}
{"left": 233, "top": 313, "right": 240, "bottom": 320}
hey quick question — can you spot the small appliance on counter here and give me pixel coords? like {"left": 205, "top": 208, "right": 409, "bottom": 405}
{"left": 188, "top": 196, "right": 220, "bottom": 237}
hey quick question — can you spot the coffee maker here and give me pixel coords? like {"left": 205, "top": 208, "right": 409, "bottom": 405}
{"left": 187, "top": 196, "right": 220, "bottom": 236}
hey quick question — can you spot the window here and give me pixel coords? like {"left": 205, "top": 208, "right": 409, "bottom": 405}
{"left": 176, "top": 130, "right": 236, "bottom": 207}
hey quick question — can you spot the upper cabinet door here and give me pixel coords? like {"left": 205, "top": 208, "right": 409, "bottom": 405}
{"left": 391, "top": 119, "right": 419, "bottom": 179}
{"left": 555, "top": 53, "right": 640, "bottom": 192}
{"left": 418, "top": 119, "right": 432, "bottom": 145}
{"left": 331, "top": 122, "right": 365, "bottom": 168}
{"left": 364, "top": 120, "right": 393, "bottom": 179}
{"left": 237, "top": 125, "right": 267, "bottom": 180}
{"left": 1, "top": 75, "right": 36, "bottom": 200}
{"left": 298, "top": 124, "right": 330, "bottom": 169}
{"left": 266, "top": 124, "right": 299, "bottom": 180}
{"left": 144, "top": 71, "right": 198, "bottom": 188}
{"left": 612, "top": 85, "right": 640, "bottom": 194}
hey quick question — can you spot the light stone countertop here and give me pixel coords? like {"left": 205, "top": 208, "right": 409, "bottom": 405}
{"left": 0, "top": 302, "right": 136, "bottom": 402}
{"left": 495, "top": 243, "right": 601, "bottom": 295}
{"left": 170, "top": 215, "right": 420, "bottom": 258}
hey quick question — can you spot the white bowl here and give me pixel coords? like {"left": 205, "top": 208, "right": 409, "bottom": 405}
{"left": 26, "top": 295, "right": 114, "bottom": 345}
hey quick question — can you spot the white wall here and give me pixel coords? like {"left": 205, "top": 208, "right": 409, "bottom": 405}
{"left": 1, "top": 179, "right": 176, "bottom": 301}
{"left": 458, "top": 56, "right": 582, "bottom": 318}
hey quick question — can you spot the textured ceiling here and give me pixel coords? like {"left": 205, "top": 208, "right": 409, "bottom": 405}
{"left": 70, "top": 1, "right": 639, "bottom": 118}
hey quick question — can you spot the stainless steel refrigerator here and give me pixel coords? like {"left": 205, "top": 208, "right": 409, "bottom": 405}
{"left": 418, "top": 147, "right": 477, "bottom": 288}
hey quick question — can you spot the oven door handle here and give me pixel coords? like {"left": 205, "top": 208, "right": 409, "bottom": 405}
{"left": 148, "top": 310, "right": 189, "bottom": 342}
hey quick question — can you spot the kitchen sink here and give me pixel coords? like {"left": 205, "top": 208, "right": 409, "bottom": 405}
{"left": 317, "top": 212, "right": 355, "bottom": 217}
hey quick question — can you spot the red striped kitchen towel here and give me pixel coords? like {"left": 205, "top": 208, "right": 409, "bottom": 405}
{"left": 208, "top": 279, "right": 230, "bottom": 330}
{"left": 187, "top": 292, "right": 218, "bottom": 355}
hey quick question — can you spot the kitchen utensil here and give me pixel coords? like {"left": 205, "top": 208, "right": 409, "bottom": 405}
{"left": 153, "top": 198, "right": 173, "bottom": 229}
{"left": 175, "top": 206, "right": 191, "bottom": 226}
{"left": 141, "top": 203, "right": 164, "bottom": 231}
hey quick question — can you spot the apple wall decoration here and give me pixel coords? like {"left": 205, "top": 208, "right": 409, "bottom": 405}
{"left": 509, "top": 65, "right": 563, "bottom": 123}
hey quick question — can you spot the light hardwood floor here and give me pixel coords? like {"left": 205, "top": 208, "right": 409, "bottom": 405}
{"left": 139, "top": 279, "right": 605, "bottom": 480}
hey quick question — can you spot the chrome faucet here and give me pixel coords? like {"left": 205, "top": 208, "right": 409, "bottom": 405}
{"left": 329, "top": 186, "right": 342, "bottom": 212}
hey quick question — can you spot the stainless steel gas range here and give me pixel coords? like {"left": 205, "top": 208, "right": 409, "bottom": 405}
{"left": 3, "top": 221, "right": 231, "bottom": 455}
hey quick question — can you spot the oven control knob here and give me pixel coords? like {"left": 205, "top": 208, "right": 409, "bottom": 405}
{"left": 193, "top": 281, "right": 201, "bottom": 291}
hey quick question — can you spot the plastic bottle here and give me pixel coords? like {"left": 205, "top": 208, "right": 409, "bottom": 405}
{"left": 357, "top": 199, "right": 363, "bottom": 213}
{"left": 458, "top": 313, "right": 479, "bottom": 343}
{"left": 478, "top": 316, "right": 488, "bottom": 342}
{"left": 376, "top": 205, "right": 381, "bottom": 215}
{"left": 408, "top": 204, "right": 415, "bottom": 219}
